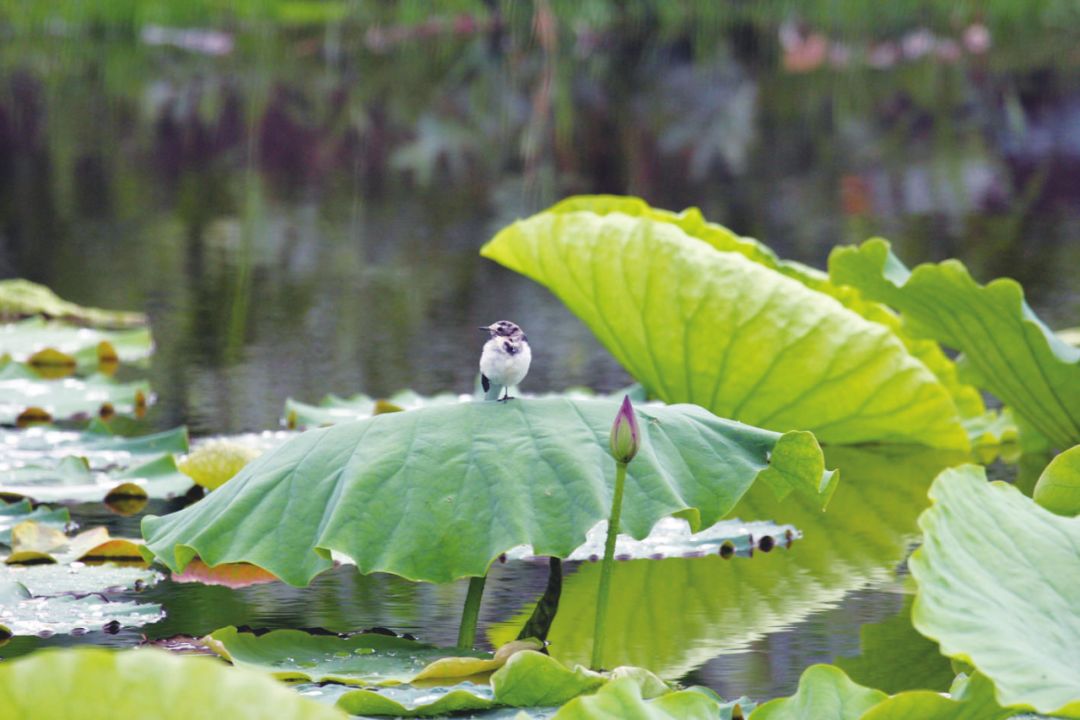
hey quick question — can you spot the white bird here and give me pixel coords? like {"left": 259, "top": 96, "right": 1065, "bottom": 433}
{"left": 479, "top": 320, "right": 531, "bottom": 402}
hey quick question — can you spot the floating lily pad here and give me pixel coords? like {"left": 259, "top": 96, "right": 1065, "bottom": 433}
{"left": 0, "top": 318, "right": 153, "bottom": 374}
{"left": 859, "top": 672, "right": 1018, "bottom": 720}
{"left": 285, "top": 390, "right": 469, "bottom": 429}
{"left": 830, "top": 238, "right": 1080, "bottom": 449}
{"left": 0, "top": 362, "right": 150, "bottom": 425}
{"left": 0, "top": 580, "right": 162, "bottom": 636}
{"left": 0, "top": 279, "right": 146, "bottom": 328}
{"left": 204, "top": 626, "right": 489, "bottom": 686}
{"left": 0, "top": 561, "right": 159, "bottom": 596}
{"left": 333, "top": 682, "right": 495, "bottom": 717}
{"left": 1032, "top": 445, "right": 1080, "bottom": 516}
{"left": 179, "top": 440, "right": 262, "bottom": 491}
{"left": 0, "top": 500, "right": 69, "bottom": 547}
{"left": 482, "top": 202, "right": 968, "bottom": 448}
{"left": 2, "top": 453, "right": 193, "bottom": 504}
{"left": 909, "top": 466, "right": 1080, "bottom": 716}
{"left": 143, "top": 398, "right": 835, "bottom": 586}
{"left": 0, "top": 425, "right": 188, "bottom": 473}
{"left": 0, "top": 647, "right": 344, "bottom": 719}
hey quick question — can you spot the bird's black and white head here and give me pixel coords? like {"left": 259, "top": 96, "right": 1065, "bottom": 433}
{"left": 479, "top": 320, "right": 527, "bottom": 342}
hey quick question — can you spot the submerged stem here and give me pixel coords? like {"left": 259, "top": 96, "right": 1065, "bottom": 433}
{"left": 457, "top": 574, "right": 488, "bottom": 649}
{"left": 591, "top": 460, "right": 627, "bottom": 670}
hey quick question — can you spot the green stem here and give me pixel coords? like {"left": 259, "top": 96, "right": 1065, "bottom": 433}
{"left": 591, "top": 460, "right": 627, "bottom": 670}
{"left": 457, "top": 574, "right": 487, "bottom": 649}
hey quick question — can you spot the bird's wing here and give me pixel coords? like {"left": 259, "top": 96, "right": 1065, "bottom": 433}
{"left": 481, "top": 374, "right": 490, "bottom": 393}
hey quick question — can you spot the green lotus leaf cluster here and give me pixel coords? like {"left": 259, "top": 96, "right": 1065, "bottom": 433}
{"left": 750, "top": 665, "right": 1016, "bottom": 720}
{"left": 141, "top": 397, "right": 835, "bottom": 586}
{"left": 208, "top": 628, "right": 749, "bottom": 719}
{"left": 0, "top": 647, "right": 343, "bottom": 719}
{"left": 830, "top": 238, "right": 1080, "bottom": 449}
{"left": 0, "top": 361, "right": 151, "bottom": 425}
{"left": 481, "top": 197, "right": 972, "bottom": 449}
{"left": 909, "top": 465, "right": 1080, "bottom": 717}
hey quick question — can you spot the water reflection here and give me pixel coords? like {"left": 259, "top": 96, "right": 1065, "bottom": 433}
{"left": 487, "top": 445, "right": 964, "bottom": 696}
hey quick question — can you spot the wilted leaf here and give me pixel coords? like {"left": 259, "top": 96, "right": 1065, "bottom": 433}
{"left": 0, "top": 500, "right": 69, "bottom": 547}
{"left": 482, "top": 206, "right": 967, "bottom": 448}
{"left": 204, "top": 626, "right": 489, "bottom": 685}
{"left": 830, "top": 238, "right": 1080, "bottom": 449}
{"left": 909, "top": 465, "right": 1080, "bottom": 716}
{"left": 143, "top": 398, "right": 835, "bottom": 585}
{"left": 0, "top": 279, "right": 146, "bottom": 328}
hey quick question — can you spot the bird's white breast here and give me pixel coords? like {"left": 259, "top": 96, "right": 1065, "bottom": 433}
{"left": 480, "top": 339, "right": 532, "bottom": 387}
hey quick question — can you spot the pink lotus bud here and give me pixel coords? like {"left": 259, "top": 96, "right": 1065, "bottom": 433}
{"left": 609, "top": 395, "right": 640, "bottom": 463}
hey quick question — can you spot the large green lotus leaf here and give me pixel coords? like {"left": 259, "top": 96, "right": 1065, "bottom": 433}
{"left": 552, "top": 678, "right": 738, "bottom": 720}
{"left": 0, "top": 279, "right": 146, "bottom": 328}
{"left": 834, "top": 595, "right": 953, "bottom": 694}
{"left": 0, "top": 647, "right": 343, "bottom": 719}
{"left": 830, "top": 238, "right": 1080, "bottom": 449}
{"left": 2, "top": 453, "right": 193, "bottom": 503}
{"left": 1032, "top": 445, "right": 1080, "bottom": 516}
{"left": 909, "top": 465, "right": 1080, "bottom": 716}
{"left": 0, "top": 317, "right": 152, "bottom": 370}
{"left": 0, "top": 425, "right": 188, "bottom": 473}
{"left": 548, "top": 197, "right": 985, "bottom": 422}
{"left": 0, "top": 500, "right": 70, "bottom": 546}
{"left": 142, "top": 398, "right": 835, "bottom": 585}
{"left": 0, "top": 362, "right": 150, "bottom": 424}
{"left": 205, "top": 626, "right": 489, "bottom": 685}
{"left": 491, "top": 445, "right": 960, "bottom": 677}
{"left": 481, "top": 209, "right": 967, "bottom": 448}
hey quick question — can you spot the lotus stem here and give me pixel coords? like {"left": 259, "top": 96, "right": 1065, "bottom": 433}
{"left": 457, "top": 574, "right": 487, "bottom": 649}
{"left": 591, "top": 460, "right": 627, "bottom": 670}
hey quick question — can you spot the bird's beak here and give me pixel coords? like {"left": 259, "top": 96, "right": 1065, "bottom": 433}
{"left": 478, "top": 326, "right": 492, "bottom": 332}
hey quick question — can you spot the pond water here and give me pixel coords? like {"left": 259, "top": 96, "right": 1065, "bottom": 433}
{"left": 0, "top": 5, "right": 1077, "bottom": 706}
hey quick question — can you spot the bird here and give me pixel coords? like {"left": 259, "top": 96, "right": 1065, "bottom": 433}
{"left": 478, "top": 320, "right": 531, "bottom": 402}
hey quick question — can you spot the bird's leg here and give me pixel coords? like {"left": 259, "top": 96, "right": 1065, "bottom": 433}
{"left": 499, "top": 387, "right": 513, "bottom": 402}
